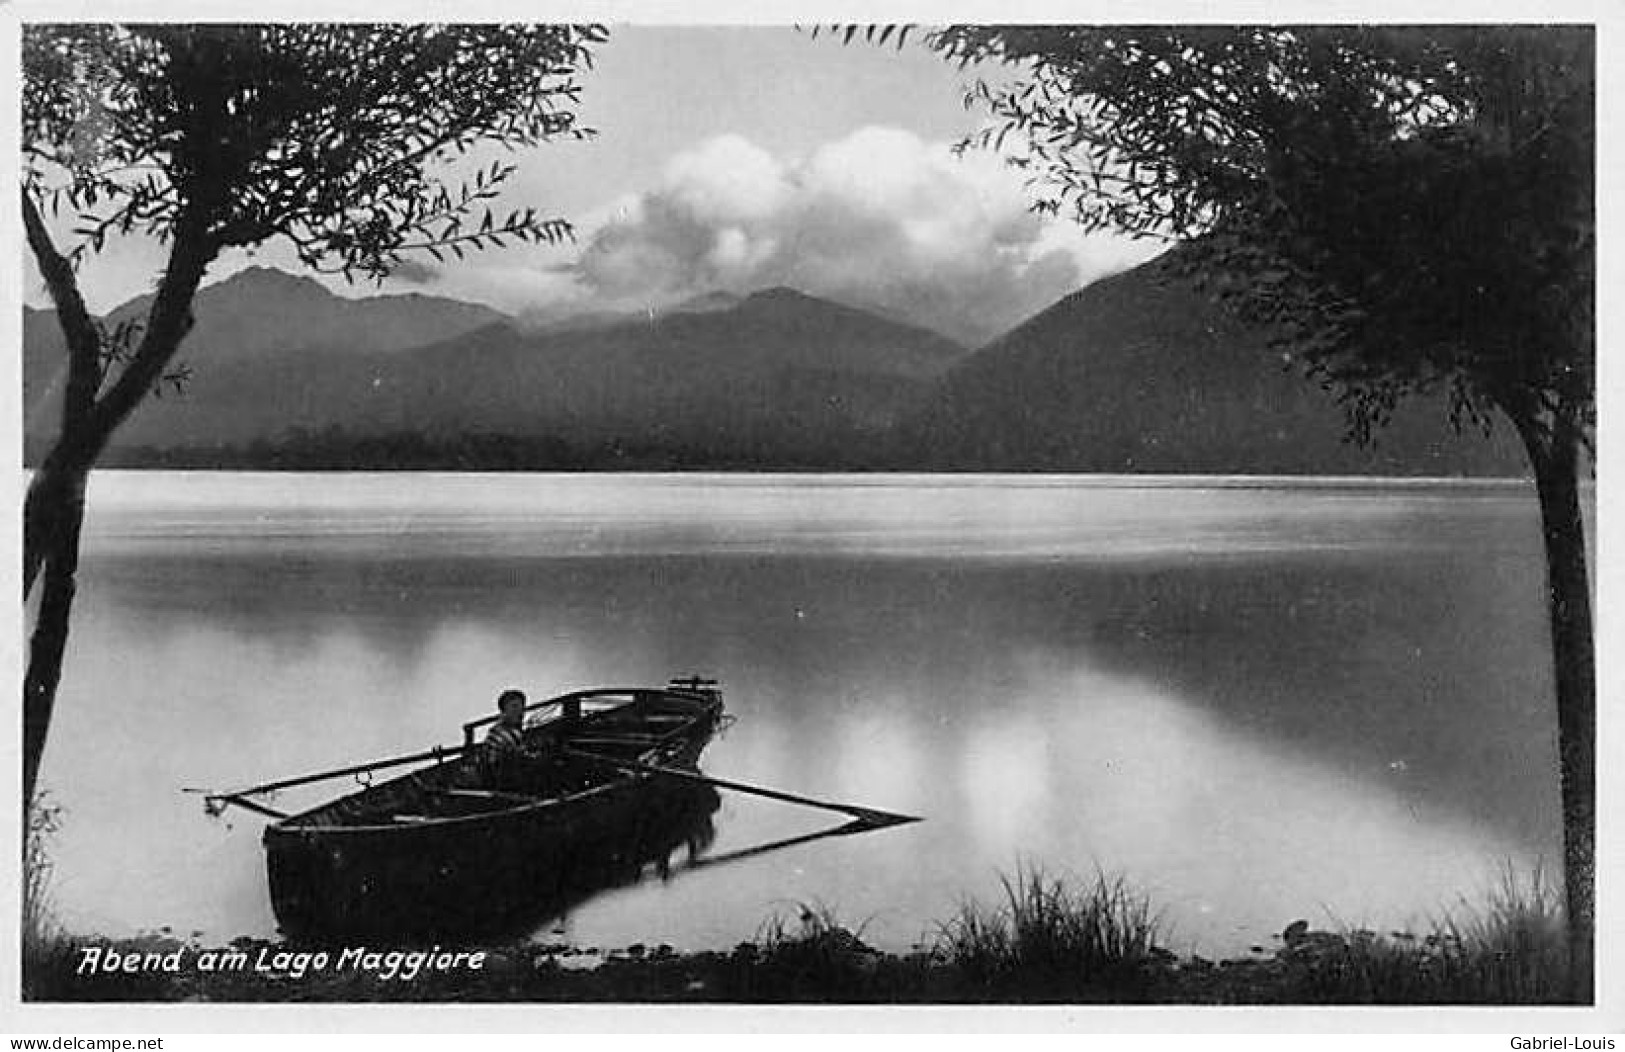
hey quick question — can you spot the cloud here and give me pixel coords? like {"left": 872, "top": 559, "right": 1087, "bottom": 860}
{"left": 360, "top": 126, "right": 1160, "bottom": 344}
{"left": 387, "top": 258, "right": 441, "bottom": 286}
{"left": 406, "top": 261, "right": 588, "bottom": 317}
{"left": 573, "top": 127, "right": 1159, "bottom": 345}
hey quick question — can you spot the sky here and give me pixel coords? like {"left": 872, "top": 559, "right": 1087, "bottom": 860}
{"left": 24, "top": 25, "right": 1165, "bottom": 346}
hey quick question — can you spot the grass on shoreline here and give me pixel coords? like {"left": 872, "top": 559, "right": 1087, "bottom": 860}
{"left": 1272, "top": 864, "right": 1569, "bottom": 1004}
{"left": 23, "top": 798, "right": 1572, "bottom": 1004}
{"left": 935, "top": 866, "right": 1166, "bottom": 999}
{"left": 23, "top": 796, "right": 60, "bottom": 953}
{"left": 23, "top": 867, "right": 1572, "bottom": 1004}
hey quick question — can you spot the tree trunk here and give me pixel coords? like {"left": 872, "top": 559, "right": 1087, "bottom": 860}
{"left": 25, "top": 444, "right": 96, "bottom": 601}
{"left": 21, "top": 208, "right": 217, "bottom": 812}
{"left": 23, "top": 460, "right": 90, "bottom": 808}
{"left": 21, "top": 191, "right": 102, "bottom": 603}
{"left": 24, "top": 467, "right": 59, "bottom": 601}
{"left": 1518, "top": 413, "right": 1593, "bottom": 1003}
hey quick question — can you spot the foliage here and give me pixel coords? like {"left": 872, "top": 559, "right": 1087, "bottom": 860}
{"left": 23, "top": 795, "right": 63, "bottom": 952}
{"left": 934, "top": 865, "right": 1166, "bottom": 998}
{"left": 22, "top": 24, "right": 601, "bottom": 280}
{"left": 724, "top": 901, "right": 895, "bottom": 1000}
{"left": 1448, "top": 863, "right": 1572, "bottom": 1002}
{"left": 20, "top": 24, "right": 607, "bottom": 811}
{"left": 927, "top": 26, "right": 1593, "bottom": 446}
{"left": 917, "top": 24, "right": 1595, "bottom": 1002}
{"left": 1268, "top": 866, "right": 1569, "bottom": 1004}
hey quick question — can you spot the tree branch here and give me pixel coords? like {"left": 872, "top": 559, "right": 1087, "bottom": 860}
{"left": 83, "top": 211, "right": 218, "bottom": 449}
{"left": 21, "top": 189, "right": 103, "bottom": 434}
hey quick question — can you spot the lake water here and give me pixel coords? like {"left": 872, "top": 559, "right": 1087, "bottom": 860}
{"left": 37, "top": 471, "right": 1564, "bottom": 957}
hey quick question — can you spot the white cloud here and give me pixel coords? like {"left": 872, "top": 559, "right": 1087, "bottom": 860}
{"left": 357, "top": 126, "right": 1161, "bottom": 345}
{"left": 570, "top": 126, "right": 1158, "bottom": 345}
{"left": 663, "top": 135, "right": 790, "bottom": 224}
{"left": 424, "top": 262, "right": 589, "bottom": 315}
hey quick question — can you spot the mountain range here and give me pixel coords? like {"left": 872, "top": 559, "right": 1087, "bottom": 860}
{"left": 25, "top": 267, "right": 967, "bottom": 467}
{"left": 903, "top": 257, "right": 1527, "bottom": 475}
{"left": 22, "top": 258, "right": 1528, "bottom": 476}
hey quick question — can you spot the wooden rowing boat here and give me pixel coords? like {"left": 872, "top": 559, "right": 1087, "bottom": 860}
{"left": 259, "top": 679, "right": 727, "bottom": 940}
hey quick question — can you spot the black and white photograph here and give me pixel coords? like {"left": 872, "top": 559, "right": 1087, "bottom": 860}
{"left": 8, "top": 4, "right": 1620, "bottom": 1035}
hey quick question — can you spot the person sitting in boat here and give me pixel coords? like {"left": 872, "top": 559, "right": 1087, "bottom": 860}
{"left": 482, "top": 688, "right": 546, "bottom": 791}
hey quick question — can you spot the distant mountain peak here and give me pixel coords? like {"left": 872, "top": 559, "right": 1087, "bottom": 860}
{"left": 212, "top": 264, "right": 331, "bottom": 294}
{"left": 204, "top": 266, "right": 515, "bottom": 320}
{"left": 746, "top": 285, "right": 813, "bottom": 304}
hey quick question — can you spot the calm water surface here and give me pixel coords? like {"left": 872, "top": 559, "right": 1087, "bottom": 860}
{"left": 41, "top": 471, "right": 1561, "bottom": 956}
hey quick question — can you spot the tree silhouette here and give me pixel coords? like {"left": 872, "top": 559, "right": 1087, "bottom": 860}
{"left": 923, "top": 24, "right": 1594, "bottom": 999}
{"left": 22, "top": 23, "right": 605, "bottom": 809}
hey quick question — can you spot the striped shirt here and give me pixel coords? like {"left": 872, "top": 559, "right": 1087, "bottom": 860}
{"left": 481, "top": 719, "right": 531, "bottom": 789}
{"left": 484, "top": 720, "right": 526, "bottom": 757}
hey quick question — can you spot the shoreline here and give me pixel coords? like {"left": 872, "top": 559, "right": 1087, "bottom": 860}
{"left": 26, "top": 801, "right": 1572, "bottom": 1005}
{"left": 25, "top": 898, "right": 1572, "bottom": 1006}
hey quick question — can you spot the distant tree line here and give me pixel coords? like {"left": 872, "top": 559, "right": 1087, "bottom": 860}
{"left": 68, "top": 417, "right": 1529, "bottom": 476}
{"left": 91, "top": 426, "right": 904, "bottom": 473}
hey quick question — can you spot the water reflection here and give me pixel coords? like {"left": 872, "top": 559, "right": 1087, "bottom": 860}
{"left": 40, "top": 473, "right": 1561, "bottom": 955}
{"left": 958, "top": 713, "right": 1054, "bottom": 849}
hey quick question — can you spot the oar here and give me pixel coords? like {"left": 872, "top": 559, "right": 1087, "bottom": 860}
{"left": 185, "top": 741, "right": 473, "bottom": 816}
{"left": 562, "top": 748, "right": 921, "bottom": 829}
{"left": 201, "top": 794, "right": 290, "bottom": 821}
{"left": 685, "top": 819, "right": 884, "bottom": 871}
